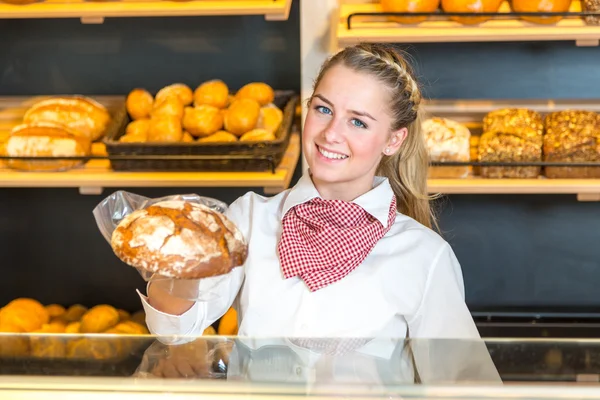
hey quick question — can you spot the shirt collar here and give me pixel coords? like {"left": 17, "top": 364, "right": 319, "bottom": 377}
{"left": 281, "top": 173, "right": 396, "bottom": 228}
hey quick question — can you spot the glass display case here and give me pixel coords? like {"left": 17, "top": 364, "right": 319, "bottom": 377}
{"left": 3, "top": 334, "right": 600, "bottom": 399}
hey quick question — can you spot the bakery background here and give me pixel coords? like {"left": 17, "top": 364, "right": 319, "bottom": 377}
{"left": 1, "top": 0, "right": 600, "bottom": 335}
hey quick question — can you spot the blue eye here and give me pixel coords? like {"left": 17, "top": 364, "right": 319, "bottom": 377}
{"left": 315, "top": 105, "right": 332, "bottom": 115}
{"left": 351, "top": 118, "right": 367, "bottom": 129}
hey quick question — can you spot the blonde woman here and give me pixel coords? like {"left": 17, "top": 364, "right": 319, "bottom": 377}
{"left": 141, "top": 43, "right": 482, "bottom": 345}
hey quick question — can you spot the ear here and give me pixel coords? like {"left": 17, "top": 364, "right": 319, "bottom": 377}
{"left": 382, "top": 127, "right": 408, "bottom": 156}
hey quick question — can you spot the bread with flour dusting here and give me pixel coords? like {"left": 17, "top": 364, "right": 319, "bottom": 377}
{"left": 111, "top": 200, "right": 247, "bottom": 279}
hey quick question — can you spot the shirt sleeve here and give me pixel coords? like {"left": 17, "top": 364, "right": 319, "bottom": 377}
{"left": 138, "top": 193, "right": 252, "bottom": 344}
{"left": 407, "top": 243, "right": 502, "bottom": 384}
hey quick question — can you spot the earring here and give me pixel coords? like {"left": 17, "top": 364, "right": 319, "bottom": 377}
{"left": 385, "top": 148, "right": 391, "bottom": 154}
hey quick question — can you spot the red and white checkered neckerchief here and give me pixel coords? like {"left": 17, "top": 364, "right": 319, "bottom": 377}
{"left": 277, "top": 195, "right": 397, "bottom": 292}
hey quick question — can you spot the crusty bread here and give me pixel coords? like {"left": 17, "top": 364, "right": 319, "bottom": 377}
{"left": 111, "top": 201, "right": 247, "bottom": 279}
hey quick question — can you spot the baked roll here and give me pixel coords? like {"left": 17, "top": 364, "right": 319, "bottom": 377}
{"left": 148, "top": 117, "right": 183, "bottom": 143}
{"left": 183, "top": 105, "right": 224, "bottom": 137}
{"left": 240, "top": 128, "right": 276, "bottom": 142}
{"left": 151, "top": 96, "right": 184, "bottom": 120}
{"left": 23, "top": 96, "right": 111, "bottom": 142}
{"left": 126, "top": 89, "right": 154, "bottom": 120}
{"left": 156, "top": 83, "right": 193, "bottom": 106}
{"left": 224, "top": 98, "right": 261, "bottom": 136}
{"left": 198, "top": 130, "right": 238, "bottom": 143}
{"left": 422, "top": 117, "right": 471, "bottom": 178}
{"left": 257, "top": 104, "right": 283, "bottom": 134}
{"left": 182, "top": 131, "right": 195, "bottom": 142}
{"left": 6, "top": 122, "right": 92, "bottom": 171}
{"left": 111, "top": 200, "right": 247, "bottom": 279}
{"left": 125, "top": 119, "right": 150, "bottom": 139}
{"left": 235, "top": 82, "right": 275, "bottom": 106}
{"left": 543, "top": 110, "right": 600, "bottom": 178}
{"left": 194, "top": 80, "right": 230, "bottom": 109}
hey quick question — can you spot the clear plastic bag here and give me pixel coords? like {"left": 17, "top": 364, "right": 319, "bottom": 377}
{"left": 92, "top": 190, "right": 237, "bottom": 302}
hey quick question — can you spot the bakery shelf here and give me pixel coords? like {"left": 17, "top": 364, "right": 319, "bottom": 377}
{"left": 336, "top": 0, "right": 600, "bottom": 47}
{"left": 0, "top": 0, "right": 293, "bottom": 24}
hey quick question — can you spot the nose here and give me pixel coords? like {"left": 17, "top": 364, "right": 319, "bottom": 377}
{"left": 322, "top": 118, "right": 344, "bottom": 144}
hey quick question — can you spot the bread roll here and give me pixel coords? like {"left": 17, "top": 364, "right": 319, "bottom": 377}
{"left": 6, "top": 122, "right": 92, "bottom": 171}
{"left": 151, "top": 96, "right": 184, "bottom": 120}
{"left": 80, "top": 305, "right": 120, "bottom": 333}
{"left": 148, "top": 117, "right": 183, "bottom": 143}
{"left": 224, "top": 98, "right": 261, "bottom": 136}
{"left": 422, "top": 117, "right": 471, "bottom": 178}
{"left": 441, "top": 0, "right": 501, "bottom": 24}
{"left": 512, "top": 0, "right": 572, "bottom": 24}
{"left": 198, "top": 130, "right": 238, "bottom": 143}
{"left": 257, "top": 105, "right": 283, "bottom": 133}
{"left": 125, "top": 119, "right": 151, "bottom": 139}
{"left": 381, "top": 0, "right": 441, "bottom": 24}
{"left": 240, "top": 129, "right": 276, "bottom": 142}
{"left": 126, "top": 89, "right": 154, "bottom": 120}
{"left": 0, "top": 323, "right": 29, "bottom": 357}
{"left": 111, "top": 200, "right": 247, "bottom": 279}
{"left": 183, "top": 105, "right": 224, "bottom": 137}
{"left": 235, "top": 83, "right": 274, "bottom": 106}
{"left": 156, "top": 83, "right": 193, "bottom": 106}
{"left": 64, "top": 304, "right": 88, "bottom": 322}
{"left": 543, "top": 110, "right": 600, "bottom": 178}
{"left": 45, "top": 304, "right": 66, "bottom": 319}
{"left": 24, "top": 97, "right": 111, "bottom": 142}
{"left": 182, "top": 131, "right": 195, "bottom": 142}
{"left": 194, "top": 80, "right": 230, "bottom": 109}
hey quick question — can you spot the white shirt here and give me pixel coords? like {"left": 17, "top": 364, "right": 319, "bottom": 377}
{"left": 138, "top": 174, "right": 481, "bottom": 341}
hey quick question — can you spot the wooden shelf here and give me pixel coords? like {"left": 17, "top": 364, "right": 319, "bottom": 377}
{"left": 428, "top": 177, "right": 600, "bottom": 201}
{"left": 336, "top": 0, "right": 600, "bottom": 47}
{"left": 0, "top": 133, "right": 300, "bottom": 195}
{"left": 0, "top": 0, "right": 293, "bottom": 24}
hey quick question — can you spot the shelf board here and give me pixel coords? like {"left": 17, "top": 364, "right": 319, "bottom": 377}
{"left": 0, "top": 133, "right": 300, "bottom": 195}
{"left": 336, "top": 1, "right": 600, "bottom": 47}
{"left": 428, "top": 177, "right": 600, "bottom": 201}
{"left": 0, "top": 0, "right": 293, "bottom": 24}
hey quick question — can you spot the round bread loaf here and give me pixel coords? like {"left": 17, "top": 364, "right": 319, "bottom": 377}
{"left": 111, "top": 201, "right": 247, "bottom": 279}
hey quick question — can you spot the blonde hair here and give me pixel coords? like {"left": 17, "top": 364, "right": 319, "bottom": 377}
{"left": 311, "top": 43, "right": 438, "bottom": 230}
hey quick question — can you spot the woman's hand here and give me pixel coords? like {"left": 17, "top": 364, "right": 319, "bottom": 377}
{"left": 150, "top": 339, "right": 210, "bottom": 379}
{"left": 147, "top": 279, "right": 196, "bottom": 316}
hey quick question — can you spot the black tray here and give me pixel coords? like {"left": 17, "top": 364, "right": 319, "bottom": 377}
{"left": 104, "top": 91, "right": 298, "bottom": 172}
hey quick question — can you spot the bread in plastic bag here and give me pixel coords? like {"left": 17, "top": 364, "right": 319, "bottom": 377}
{"left": 92, "top": 190, "right": 240, "bottom": 302}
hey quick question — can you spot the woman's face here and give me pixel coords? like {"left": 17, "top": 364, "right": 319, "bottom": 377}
{"left": 303, "top": 64, "right": 405, "bottom": 196}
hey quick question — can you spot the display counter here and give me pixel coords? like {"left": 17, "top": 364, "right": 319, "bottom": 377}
{"left": 2, "top": 335, "right": 600, "bottom": 399}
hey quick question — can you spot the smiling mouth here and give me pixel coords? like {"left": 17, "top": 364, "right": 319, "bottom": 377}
{"left": 316, "top": 145, "right": 349, "bottom": 160}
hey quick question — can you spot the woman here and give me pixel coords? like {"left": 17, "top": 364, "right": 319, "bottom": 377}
{"left": 139, "top": 43, "right": 481, "bottom": 343}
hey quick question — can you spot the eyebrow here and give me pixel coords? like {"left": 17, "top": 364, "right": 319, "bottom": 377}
{"left": 313, "top": 94, "right": 378, "bottom": 122}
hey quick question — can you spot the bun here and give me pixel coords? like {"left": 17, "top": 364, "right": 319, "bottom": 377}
{"left": 257, "top": 105, "right": 283, "bottom": 133}
{"left": 512, "top": 0, "right": 572, "bottom": 23}
{"left": 183, "top": 105, "right": 224, "bottom": 137}
{"left": 235, "top": 83, "right": 274, "bottom": 106}
{"left": 151, "top": 96, "right": 184, "bottom": 120}
{"left": 182, "top": 131, "right": 195, "bottom": 142}
{"left": 111, "top": 200, "right": 247, "bottom": 279}
{"left": 224, "top": 98, "right": 261, "bottom": 136}
{"left": 123, "top": 119, "right": 151, "bottom": 141}
{"left": 6, "top": 122, "right": 91, "bottom": 171}
{"left": 441, "top": 0, "right": 501, "bottom": 24}
{"left": 24, "top": 96, "right": 110, "bottom": 141}
{"left": 198, "top": 130, "right": 238, "bottom": 143}
{"left": 240, "top": 128, "right": 276, "bottom": 142}
{"left": 126, "top": 89, "right": 154, "bottom": 120}
{"left": 156, "top": 83, "right": 193, "bottom": 106}
{"left": 194, "top": 80, "right": 230, "bottom": 109}
{"left": 80, "top": 305, "right": 120, "bottom": 333}
{"left": 381, "top": 0, "right": 441, "bottom": 24}
{"left": 148, "top": 117, "right": 183, "bottom": 142}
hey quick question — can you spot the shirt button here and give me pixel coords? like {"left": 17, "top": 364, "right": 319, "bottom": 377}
{"left": 296, "top": 367, "right": 303, "bottom": 376}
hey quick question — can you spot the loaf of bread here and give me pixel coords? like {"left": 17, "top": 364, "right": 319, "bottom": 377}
{"left": 111, "top": 201, "right": 247, "bottom": 279}
{"left": 422, "top": 117, "right": 471, "bottom": 178}
{"left": 543, "top": 110, "right": 600, "bottom": 178}
{"left": 23, "top": 97, "right": 110, "bottom": 142}
{"left": 478, "top": 108, "right": 543, "bottom": 178}
{"left": 6, "top": 122, "right": 91, "bottom": 171}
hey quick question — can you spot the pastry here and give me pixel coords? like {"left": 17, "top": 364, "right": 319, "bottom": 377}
{"left": 65, "top": 322, "right": 81, "bottom": 334}
{"left": 257, "top": 105, "right": 283, "bottom": 134}
{"left": 24, "top": 96, "right": 111, "bottom": 142}
{"left": 381, "top": 0, "right": 441, "bottom": 24}
{"left": 126, "top": 119, "right": 151, "bottom": 139}
{"left": 64, "top": 304, "right": 88, "bottom": 322}
{"left": 126, "top": 89, "right": 154, "bottom": 120}
{"left": 478, "top": 108, "right": 543, "bottom": 178}
{"left": 235, "top": 83, "right": 275, "bottom": 106}
{"left": 182, "top": 131, "right": 195, "bottom": 142}
{"left": 111, "top": 200, "right": 248, "bottom": 279}
{"left": 240, "top": 128, "right": 276, "bottom": 142}
{"left": 543, "top": 110, "right": 600, "bottom": 178}
{"left": 441, "top": 0, "right": 501, "bottom": 24}
{"left": 151, "top": 96, "right": 184, "bottom": 120}
{"left": 422, "top": 117, "right": 471, "bottom": 178}
{"left": 183, "top": 105, "right": 224, "bottom": 137}
{"left": 45, "top": 304, "right": 66, "bottom": 319}
{"left": 148, "top": 117, "right": 183, "bottom": 143}
{"left": 198, "top": 131, "right": 238, "bottom": 143}
{"left": 512, "top": 0, "right": 572, "bottom": 24}
{"left": 194, "top": 80, "right": 230, "bottom": 109}
{"left": 79, "top": 305, "right": 120, "bottom": 333}
{"left": 224, "top": 98, "right": 261, "bottom": 136}
{"left": 156, "top": 83, "right": 193, "bottom": 106}
{"left": 5, "top": 122, "right": 92, "bottom": 171}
